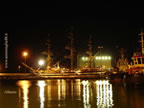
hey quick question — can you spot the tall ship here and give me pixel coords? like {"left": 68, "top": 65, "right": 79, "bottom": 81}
{"left": 128, "top": 31, "right": 144, "bottom": 74}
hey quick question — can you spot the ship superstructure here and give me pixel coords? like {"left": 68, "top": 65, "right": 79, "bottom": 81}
{"left": 128, "top": 30, "right": 144, "bottom": 74}
{"left": 116, "top": 48, "right": 128, "bottom": 72}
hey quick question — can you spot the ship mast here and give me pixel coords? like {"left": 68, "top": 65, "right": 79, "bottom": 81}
{"left": 87, "top": 35, "right": 93, "bottom": 68}
{"left": 65, "top": 32, "right": 75, "bottom": 70}
{"left": 46, "top": 33, "right": 52, "bottom": 71}
{"left": 139, "top": 30, "right": 144, "bottom": 54}
{"left": 120, "top": 48, "right": 125, "bottom": 59}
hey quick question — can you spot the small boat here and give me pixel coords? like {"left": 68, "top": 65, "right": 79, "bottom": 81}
{"left": 109, "top": 30, "right": 144, "bottom": 85}
{"left": 128, "top": 31, "right": 144, "bottom": 74}
{"left": 125, "top": 30, "right": 144, "bottom": 85}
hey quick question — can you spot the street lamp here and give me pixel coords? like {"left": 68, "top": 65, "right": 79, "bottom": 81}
{"left": 22, "top": 51, "right": 28, "bottom": 72}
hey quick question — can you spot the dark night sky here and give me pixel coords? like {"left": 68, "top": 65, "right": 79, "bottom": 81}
{"left": 0, "top": 7, "right": 144, "bottom": 72}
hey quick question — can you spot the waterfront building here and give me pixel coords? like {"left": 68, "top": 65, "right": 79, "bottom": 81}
{"left": 77, "top": 54, "right": 112, "bottom": 69}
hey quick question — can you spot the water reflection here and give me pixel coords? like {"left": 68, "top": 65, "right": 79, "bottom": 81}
{"left": 96, "top": 80, "right": 113, "bottom": 108}
{"left": 74, "top": 79, "right": 81, "bottom": 100}
{"left": 16, "top": 79, "right": 113, "bottom": 108}
{"left": 46, "top": 80, "right": 51, "bottom": 101}
{"left": 57, "top": 79, "right": 66, "bottom": 101}
{"left": 2, "top": 79, "right": 144, "bottom": 108}
{"left": 17, "top": 80, "right": 31, "bottom": 108}
{"left": 82, "top": 80, "right": 91, "bottom": 108}
{"left": 37, "top": 81, "right": 46, "bottom": 108}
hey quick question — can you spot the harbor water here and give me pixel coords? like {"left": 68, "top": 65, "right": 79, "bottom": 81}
{"left": 0, "top": 79, "right": 144, "bottom": 108}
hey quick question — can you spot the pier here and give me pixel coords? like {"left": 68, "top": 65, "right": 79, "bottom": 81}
{"left": 0, "top": 72, "right": 107, "bottom": 80}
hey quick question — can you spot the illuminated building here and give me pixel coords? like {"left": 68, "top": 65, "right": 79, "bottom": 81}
{"left": 77, "top": 54, "right": 112, "bottom": 69}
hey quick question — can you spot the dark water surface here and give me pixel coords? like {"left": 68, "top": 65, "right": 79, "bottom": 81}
{"left": 0, "top": 79, "right": 144, "bottom": 108}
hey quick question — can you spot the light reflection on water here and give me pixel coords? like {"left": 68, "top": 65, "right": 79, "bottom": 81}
{"left": 37, "top": 81, "right": 46, "bottom": 108}
{"left": 17, "top": 80, "right": 31, "bottom": 108}
{"left": 1, "top": 79, "right": 144, "bottom": 108}
{"left": 96, "top": 80, "right": 114, "bottom": 108}
{"left": 15, "top": 79, "right": 113, "bottom": 108}
{"left": 57, "top": 79, "right": 66, "bottom": 107}
{"left": 46, "top": 80, "right": 51, "bottom": 101}
{"left": 82, "top": 80, "right": 91, "bottom": 108}
{"left": 81, "top": 80, "right": 114, "bottom": 108}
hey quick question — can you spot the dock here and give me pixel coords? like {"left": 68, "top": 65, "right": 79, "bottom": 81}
{"left": 0, "top": 72, "right": 108, "bottom": 80}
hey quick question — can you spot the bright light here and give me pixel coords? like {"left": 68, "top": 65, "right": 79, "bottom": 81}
{"left": 37, "top": 81, "right": 46, "bottom": 108}
{"left": 38, "top": 60, "right": 45, "bottom": 66}
{"left": 96, "top": 80, "right": 113, "bottom": 107}
{"left": 96, "top": 80, "right": 109, "bottom": 85}
{"left": 85, "top": 57, "right": 88, "bottom": 60}
{"left": 96, "top": 57, "right": 99, "bottom": 60}
{"left": 17, "top": 80, "right": 31, "bottom": 108}
{"left": 105, "top": 56, "right": 108, "bottom": 60}
{"left": 95, "top": 56, "right": 111, "bottom": 60}
{"left": 108, "top": 56, "right": 111, "bottom": 60}
{"left": 81, "top": 80, "right": 89, "bottom": 86}
{"left": 82, "top": 57, "right": 88, "bottom": 61}
{"left": 23, "top": 52, "right": 28, "bottom": 57}
{"left": 82, "top": 57, "right": 85, "bottom": 61}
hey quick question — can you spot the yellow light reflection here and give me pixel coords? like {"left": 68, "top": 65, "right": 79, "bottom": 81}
{"left": 62, "top": 79, "right": 66, "bottom": 100}
{"left": 71, "top": 80, "right": 74, "bottom": 97}
{"left": 47, "top": 80, "right": 51, "bottom": 101}
{"left": 82, "top": 80, "right": 91, "bottom": 108}
{"left": 57, "top": 80, "right": 66, "bottom": 100}
{"left": 96, "top": 80, "right": 114, "bottom": 107}
{"left": 57, "top": 80, "right": 66, "bottom": 107}
{"left": 37, "top": 81, "right": 46, "bottom": 108}
{"left": 75, "top": 79, "right": 81, "bottom": 100}
{"left": 57, "top": 80, "right": 61, "bottom": 101}
{"left": 17, "top": 80, "right": 31, "bottom": 108}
